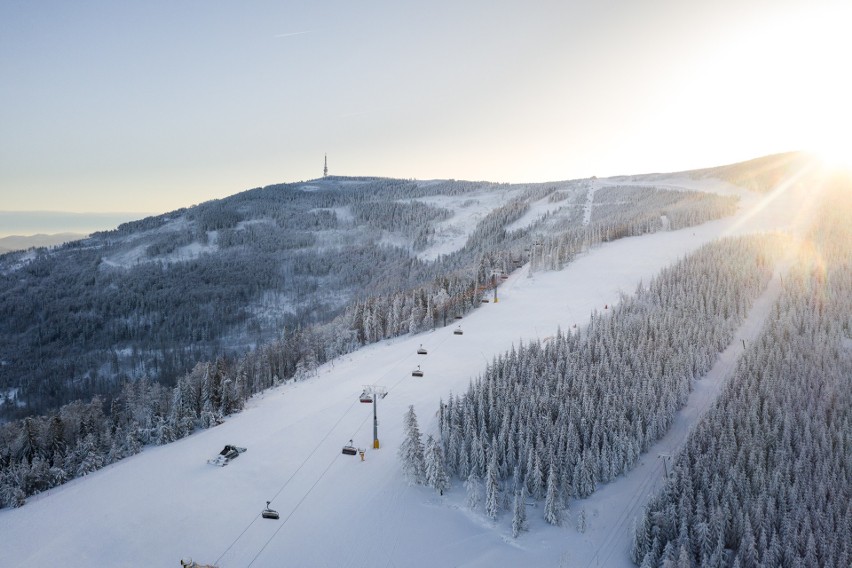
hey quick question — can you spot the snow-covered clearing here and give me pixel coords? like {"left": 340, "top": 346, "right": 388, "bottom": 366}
{"left": 413, "top": 191, "right": 514, "bottom": 261}
{"left": 503, "top": 186, "right": 580, "bottom": 233}
{"left": 582, "top": 181, "right": 599, "bottom": 226}
{"left": 0, "top": 175, "right": 809, "bottom": 567}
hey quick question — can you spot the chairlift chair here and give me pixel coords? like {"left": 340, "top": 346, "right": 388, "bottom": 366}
{"left": 454, "top": 314, "right": 463, "bottom": 320}
{"left": 262, "top": 501, "right": 280, "bottom": 520}
{"left": 481, "top": 298, "right": 490, "bottom": 303}
{"left": 411, "top": 365, "right": 424, "bottom": 377}
{"left": 417, "top": 344, "right": 427, "bottom": 355}
{"left": 453, "top": 327, "right": 463, "bottom": 335}
{"left": 359, "top": 391, "right": 373, "bottom": 403}
{"left": 342, "top": 440, "right": 357, "bottom": 456}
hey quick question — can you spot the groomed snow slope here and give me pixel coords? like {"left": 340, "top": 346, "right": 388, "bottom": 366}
{"left": 0, "top": 175, "right": 815, "bottom": 568}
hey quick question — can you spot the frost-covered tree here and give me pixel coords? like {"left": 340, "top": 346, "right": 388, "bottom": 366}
{"left": 632, "top": 187, "right": 852, "bottom": 567}
{"left": 543, "top": 462, "right": 562, "bottom": 525}
{"left": 398, "top": 406, "right": 426, "bottom": 486}
{"left": 465, "top": 471, "right": 482, "bottom": 511}
{"left": 438, "top": 234, "right": 782, "bottom": 524}
{"left": 424, "top": 434, "right": 450, "bottom": 495}
{"left": 512, "top": 487, "right": 528, "bottom": 537}
{"left": 485, "top": 451, "right": 500, "bottom": 520}
{"left": 577, "top": 507, "right": 587, "bottom": 533}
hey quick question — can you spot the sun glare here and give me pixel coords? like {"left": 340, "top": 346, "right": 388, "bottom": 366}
{"left": 812, "top": 143, "right": 852, "bottom": 174}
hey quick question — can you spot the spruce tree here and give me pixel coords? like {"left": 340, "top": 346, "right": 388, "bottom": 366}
{"left": 512, "top": 488, "right": 528, "bottom": 537}
{"left": 398, "top": 405, "right": 426, "bottom": 485}
{"left": 424, "top": 434, "right": 450, "bottom": 495}
{"left": 543, "top": 462, "right": 562, "bottom": 526}
{"left": 485, "top": 451, "right": 500, "bottom": 520}
{"left": 465, "top": 471, "right": 481, "bottom": 510}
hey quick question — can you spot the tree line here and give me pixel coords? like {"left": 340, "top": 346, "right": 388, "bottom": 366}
{"left": 632, "top": 182, "right": 852, "bottom": 567}
{"left": 419, "top": 234, "right": 783, "bottom": 532}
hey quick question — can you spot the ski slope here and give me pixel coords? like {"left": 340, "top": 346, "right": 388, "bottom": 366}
{"left": 0, "top": 175, "right": 813, "bottom": 567}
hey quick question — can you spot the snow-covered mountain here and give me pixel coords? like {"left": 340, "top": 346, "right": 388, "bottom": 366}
{"left": 0, "top": 170, "right": 738, "bottom": 419}
{"left": 3, "top": 155, "right": 845, "bottom": 567}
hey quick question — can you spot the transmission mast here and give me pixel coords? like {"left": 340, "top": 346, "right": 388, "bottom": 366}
{"left": 323, "top": 154, "right": 328, "bottom": 177}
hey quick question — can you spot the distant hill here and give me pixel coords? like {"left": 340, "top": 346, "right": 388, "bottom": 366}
{"left": 687, "top": 151, "right": 814, "bottom": 192}
{"left": 0, "top": 233, "right": 87, "bottom": 253}
{"left": 616, "top": 151, "right": 815, "bottom": 193}
{"left": 0, "top": 169, "right": 743, "bottom": 419}
{"left": 0, "top": 211, "right": 150, "bottom": 239}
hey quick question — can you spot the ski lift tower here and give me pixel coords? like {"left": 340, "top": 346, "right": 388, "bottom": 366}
{"left": 361, "top": 385, "right": 388, "bottom": 449}
{"left": 490, "top": 270, "right": 500, "bottom": 303}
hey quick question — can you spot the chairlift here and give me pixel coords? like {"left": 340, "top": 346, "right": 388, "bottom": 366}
{"left": 417, "top": 344, "right": 428, "bottom": 355}
{"left": 342, "top": 440, "right": 357, "bottom": 456}
{"left": 453, "top": 326, "right": 463, "bottom": 335}
{"left": 261, "top": 501, "right": 280, "bottom": 520}
{"left": 359, "top": 391, "right": 373, "bottom": 403}
{"left": 412, "top": 365, "right": 424, "bottom": 377}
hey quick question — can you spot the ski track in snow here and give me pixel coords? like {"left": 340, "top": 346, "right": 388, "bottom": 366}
{"left": 582, "top": 182, "right": 599, "bottom": 226}
{"left": 0, "top": 176, "right": 813, "bottom": 568}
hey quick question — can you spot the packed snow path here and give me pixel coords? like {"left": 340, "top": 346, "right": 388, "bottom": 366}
{"left": 0, "top": 177, "right": 812, "bottom": 567}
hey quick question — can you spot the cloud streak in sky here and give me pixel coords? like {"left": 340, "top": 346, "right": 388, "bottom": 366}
{"left": 274, "top": 31, "right": 312, "bottom": 39}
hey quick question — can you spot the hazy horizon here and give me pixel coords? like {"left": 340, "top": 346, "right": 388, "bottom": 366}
{"left": 0, "top": 210, "right": 153, "bottom": 238}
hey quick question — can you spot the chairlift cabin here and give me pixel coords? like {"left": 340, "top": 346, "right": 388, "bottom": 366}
{"left": 342, "top": 441, "right": 357, "bottom": 456}
{"left": 453, "top": 327, "right": 463, "bottom": 335}
{"left": 417, "top": 344, "right": 427, "bottom": 355}
{"left": 261, "top": 501, "right": 280, "bottom": 520}
{"left": 412, "top": 365, "right": 424, "bottom": 377}
{"left": 359, "top": 391, "right": 373, "bottom": 403}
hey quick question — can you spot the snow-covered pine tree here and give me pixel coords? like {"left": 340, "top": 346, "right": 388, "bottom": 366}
{"left": 398, "top": 405, "right": 426, "bottom": 485}
{"left": 543, "top": 462, "right": 562, "bottom": 525}
{"left": 424, "top": 434, "right": 450, "bottom": 495}
{"left": 485, "top": 451, "right": 500, "bottom": 520}
{"left": 511, "top": 487, "right": 528, "bottom": 538}
{"left": 465, "top": 471, "right": 481, "bottom": 510}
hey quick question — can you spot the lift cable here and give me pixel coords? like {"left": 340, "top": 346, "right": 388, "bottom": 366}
{"left": 214, "top": 398, "right": 359, "bottom": 566}
{"left": 218, "top": 317, "right": 466, "bottom": 566}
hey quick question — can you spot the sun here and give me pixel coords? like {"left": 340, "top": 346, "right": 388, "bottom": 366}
{"left": 811, "top": 141, "right": 852, "bottom": 174}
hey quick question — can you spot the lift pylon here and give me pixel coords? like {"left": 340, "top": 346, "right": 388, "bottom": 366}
{"left": 360, "top": 385, "right": 388, "bottom": 449}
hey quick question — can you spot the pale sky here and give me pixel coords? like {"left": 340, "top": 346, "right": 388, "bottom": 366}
{"left": 1, "top": 0, "right": 850, "bottom": 216}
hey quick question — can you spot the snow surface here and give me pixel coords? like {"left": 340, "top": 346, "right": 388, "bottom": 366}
{"left": 0, "top": 175, "right": 813, "bottom": 567}
{"left": 503, "top": 187, "right": 580, "bottom": 233}
{"left": 412, "top": 191, "right": 515, "bottom": 261}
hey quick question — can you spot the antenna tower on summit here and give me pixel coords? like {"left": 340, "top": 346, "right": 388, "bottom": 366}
{"left": 323, "top": 154, "right": 328, "bottom": 177}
